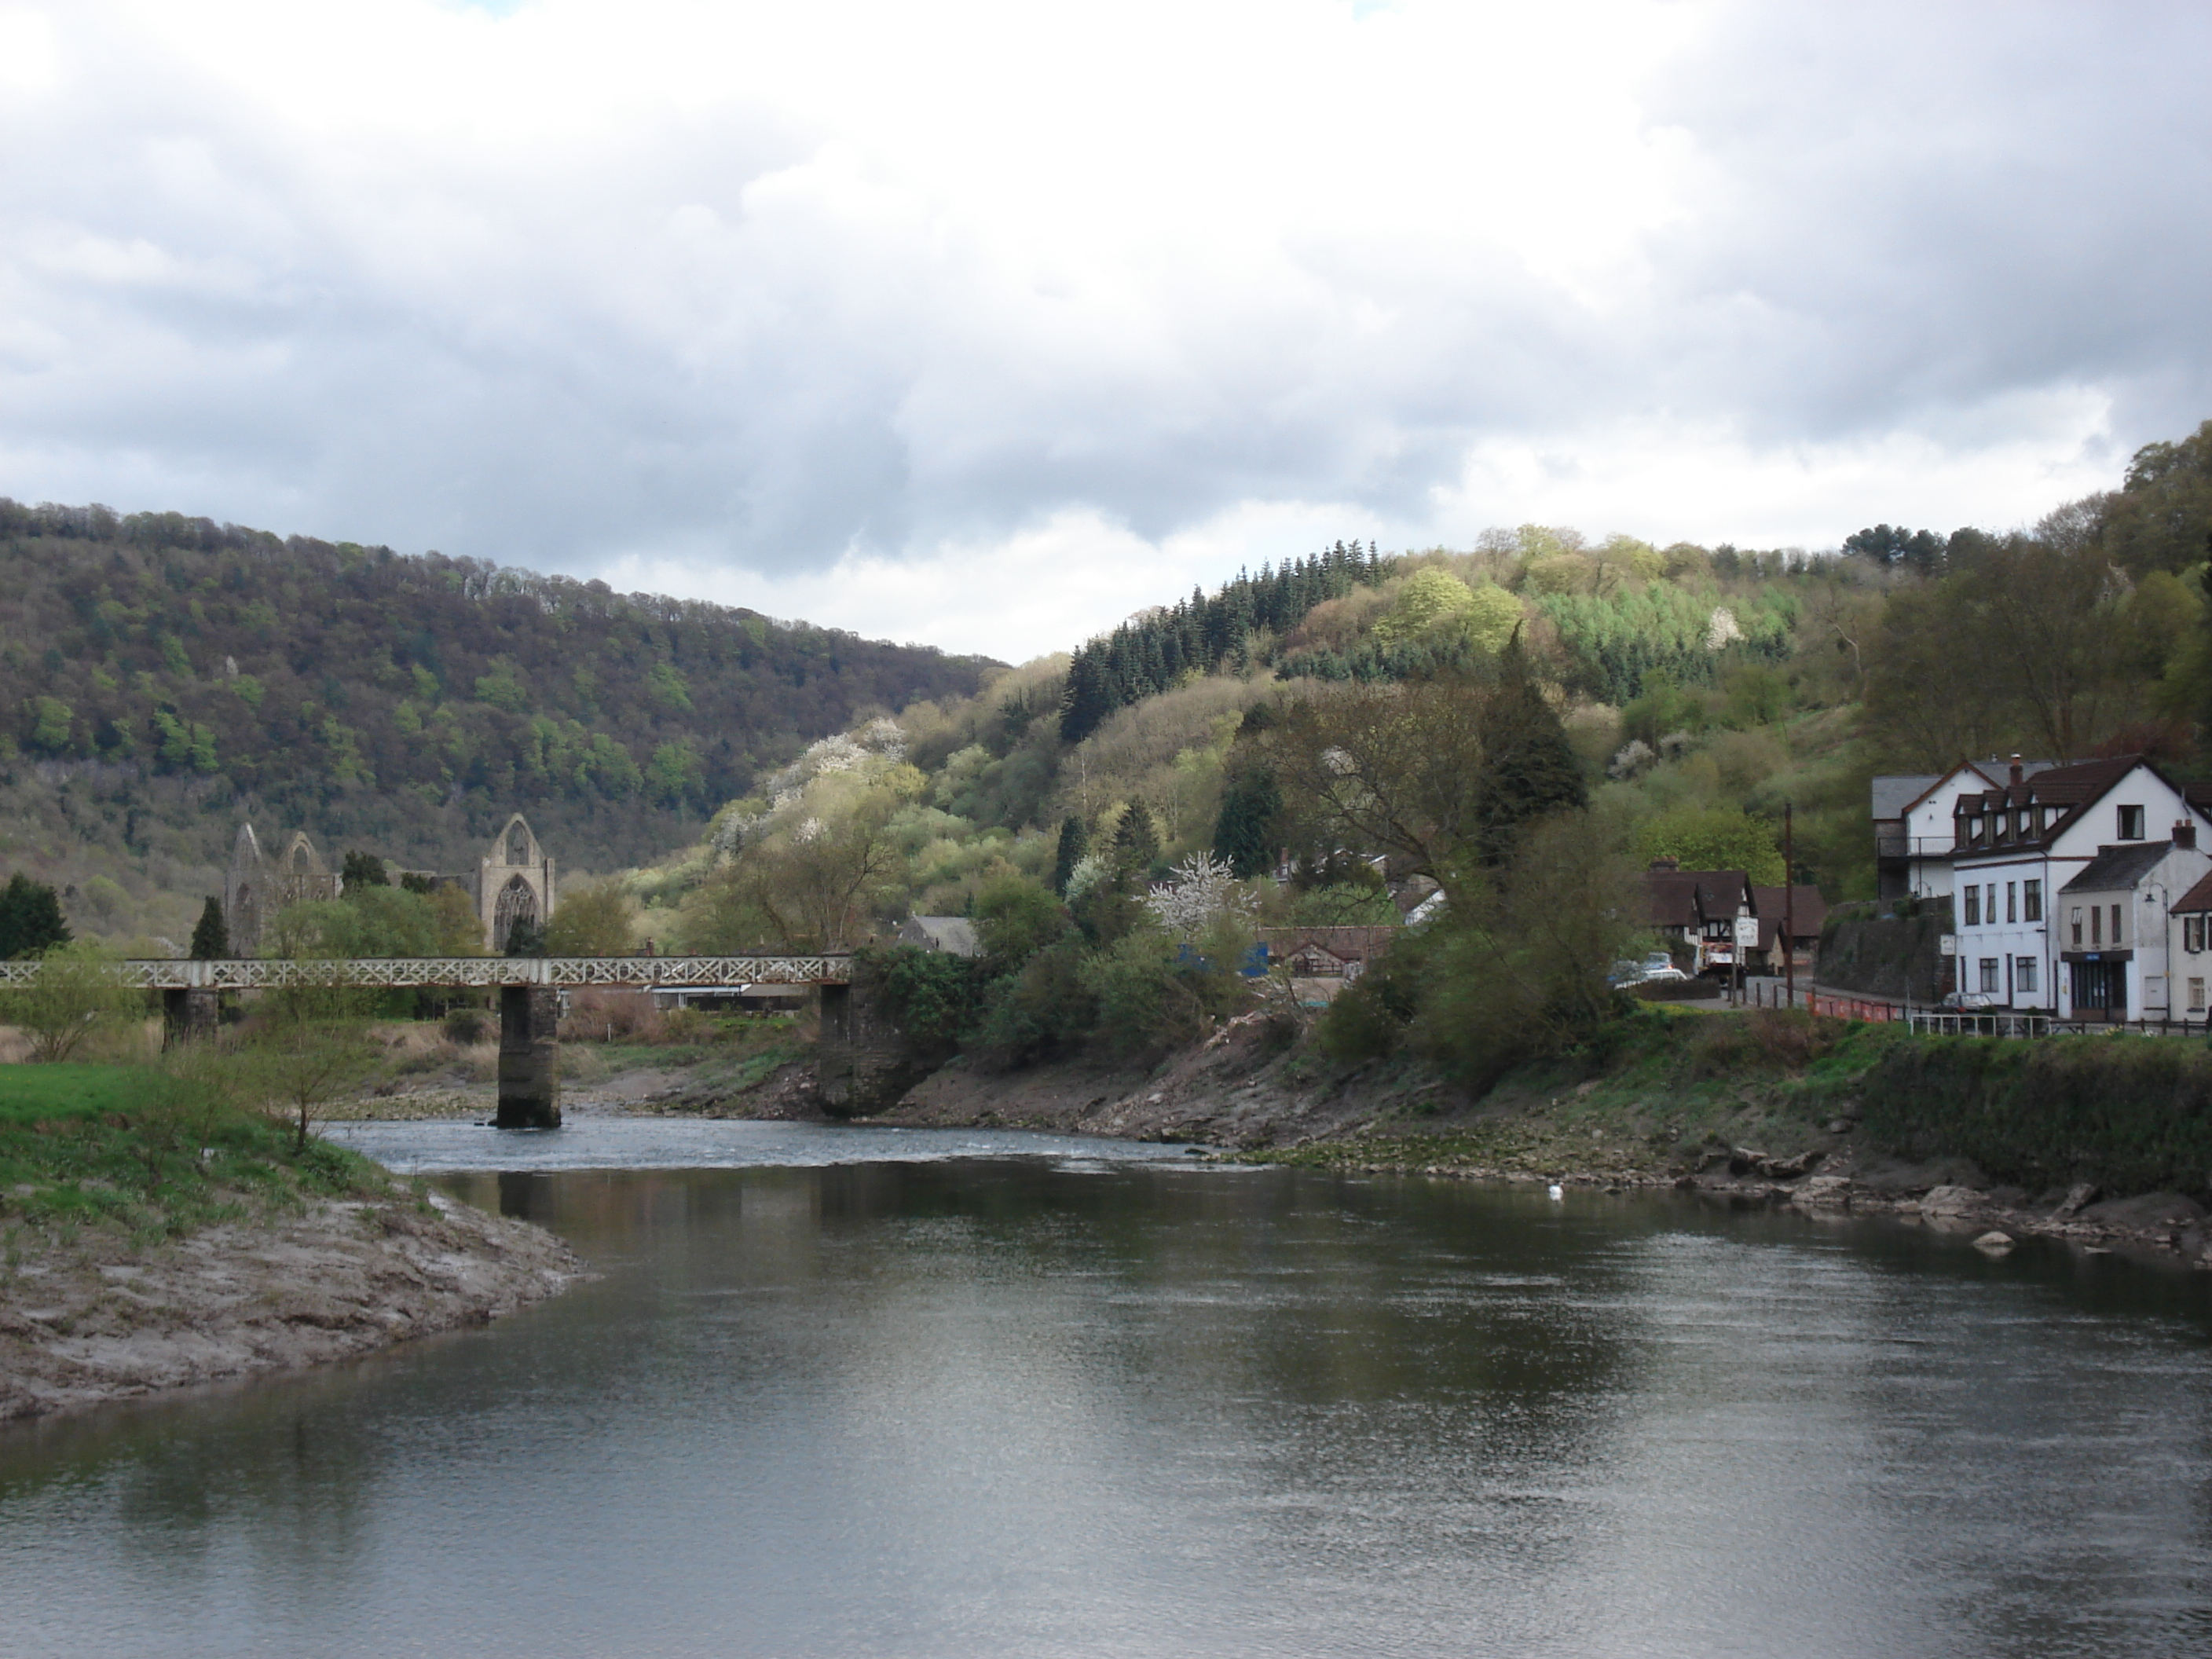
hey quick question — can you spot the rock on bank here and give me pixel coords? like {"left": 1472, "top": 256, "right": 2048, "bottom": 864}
{"left": 0, "top": 1192, "right": 584, "bottom": 1423}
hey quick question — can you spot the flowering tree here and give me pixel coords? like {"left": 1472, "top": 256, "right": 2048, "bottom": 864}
{"left": 1142, "top": 852, "right": 1258, "bottom": 940}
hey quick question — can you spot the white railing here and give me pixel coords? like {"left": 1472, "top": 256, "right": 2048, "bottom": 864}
{"left": 0, "top": 955, "right": 852, "bottom": 991}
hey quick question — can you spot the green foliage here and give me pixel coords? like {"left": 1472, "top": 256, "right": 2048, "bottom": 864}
{"left": 1536, "top": 584, "right": 1794, "bottom": 705}
{"left": 1635, "top": 805, "right": 1785, "bottom": 885}
{"left": 970, "top": 937, "right": 1096, "bottom": 1067}
{"left": 970, "top": 874, "right": 1068, "bottom": 969}
{"left": 0, "top": 498, "right": 992, "bottom": 871}
{"left": 1111, "top": 801, "right": 1161, "bottom": 877}
{"left": 189, "top": 895, "right": 229, "bottom": 960}
{"left": 1470, "top": 639, "right": 1587, "bottom": 867}
{"left": 1855, "top": 1035, "right": 2212, "bottom": 1196}
{"left": 863, "top": 944, "right": 990, "bottom": 1061}
{"left": 544, "top": 880, "right": 638, "bottom": 957}
{"left": 0, "top": 941, "right": 137, "bottom": 1063}
{"left": 2101, "top": 419, "right": 2212, "bottom": 576}
{"left": 0, "top": 872, "right": 71, "bottom": 958}
{"left": 27, "top": 696, "right": 71, "bottom": 754}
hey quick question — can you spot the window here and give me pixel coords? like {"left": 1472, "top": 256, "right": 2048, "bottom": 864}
{"left": 1979, "top": 958, "right": 2001, "bottom": 994}
{"left": 1964, "top": 886, "right": 1980, "bottom": 926}
{"left": 2006, "top": 881, "right": 2017, "bottom": 924}
{"left": 2024, "top": 879, "right": 2042, "bottom": 923}
{"left": 2189, "top": 915, "right": 2207, "bottom": 954}
{"left": 2119, "top": 804, "right": 2145, "bottom": 839}
{"left": 2071, "top": 906, "right": 2083, "bottom": 945}
{"left": 2112, "top": 903, "right": 2124, "bottom": 944}
{"left": 2015, "top": 811, "right": 2027, "bottom": 838}
{"left": 2016, "top": 957, "right": 2038, "bottom": 994}
{"left": 2091, "top": 906, "right": 2101, "bottom": 946}
{"left": 2192, "top": 977, "right": 2207, "bottom": 1013}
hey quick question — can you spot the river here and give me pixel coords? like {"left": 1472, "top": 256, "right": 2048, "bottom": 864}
{"left": 4, "top": 1121, "right": 2210, "bottom": 1657}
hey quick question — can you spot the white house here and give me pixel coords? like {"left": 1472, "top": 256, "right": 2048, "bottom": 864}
{"left": 2054, "top": 837, "right": 2210, "bottom": 1021}
{"left": 1875, "top": 759, "right": 2060, "bottom": 902}
{"left": 1949, "top": 756, "right": 2212, "bottom": 1015}
{"left": 2166, "top": 867, "right": 2212, "bottom": 1024}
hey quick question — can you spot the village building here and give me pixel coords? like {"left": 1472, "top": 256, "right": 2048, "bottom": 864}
{"left": 1258, "top": 925, "right": 1399, "bottom": 979}
{"left": 2165, "top": 869, "right": 2212, "bottom": 1022}
{"left": 1949, "top": 755, "right": 2212, "bottom": 1016}
{"left": 2050, "top": 837, "right": 2211, "bottom": 1021}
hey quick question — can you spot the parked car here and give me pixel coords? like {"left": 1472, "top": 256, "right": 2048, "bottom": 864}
{"left": 1940, "top": 991, "right": 1995, "bottom": 1010}
{"left": 1639, "top": 965, "right": 1692, "bottom": 983}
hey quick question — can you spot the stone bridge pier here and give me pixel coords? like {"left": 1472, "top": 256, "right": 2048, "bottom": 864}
{"left": 496, "top": 985, "right": 562, "bottom": 1129}
{"left": 815, "top": 973, "right": 917, "bottom": 1115}
{"left": 161, "top": 987, "right": 219, "bottom": 1048}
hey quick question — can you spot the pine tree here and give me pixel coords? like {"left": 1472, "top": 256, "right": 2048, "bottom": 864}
{"left": 189, "top": 895, "right": 229, "bottom": 960}
{"left": 1111, "top": 802, "right": 1160, "bottom": 878}
{"left": 0, "top": 872, "right": 71, "bottom": 959}
{"left": 1472, "top": 635, "right": 1588, "bottom": 867}
{"left": 1211, "top": 766, "right": 1282, "bottom": 879}
{"left": 1052, "top": 815, "right": 1089, "bottom": 895}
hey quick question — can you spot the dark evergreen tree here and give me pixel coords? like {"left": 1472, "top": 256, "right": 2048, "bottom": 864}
{"left": 1051, "top": 815, "right": 1089, "bottom": 895}
{"left": 189, "top": 895, "right": 229, "bottom": 959}
{"left": 1211, "top": 766, "right": 1282, "bottom": 879}
{"left": 1471, "top": 636, "right": 1588, "bottom": 868}
{"left": 342, "top": 850, "right": 389, "bottom": 889}
{"left": 504, "top": 917, "right": 545, "bottom": 958}
{"left": 1111, "top": 802, "right": 1161, "bottom": 877}
{"left": 0, "top": 872, "right": 71, "bottom": 958}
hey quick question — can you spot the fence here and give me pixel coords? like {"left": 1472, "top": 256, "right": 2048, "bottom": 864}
{"left": 1730, "top": 976, "right": 2212, "bottom": 1040}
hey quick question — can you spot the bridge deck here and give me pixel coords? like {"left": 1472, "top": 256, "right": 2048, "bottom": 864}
{"left": 0, "top": 955, "right": 851, "bottom": 991}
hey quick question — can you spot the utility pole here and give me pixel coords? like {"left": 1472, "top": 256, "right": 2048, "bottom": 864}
{"left": 1784, "top": 801, "right": 1796, "bottom": 1010}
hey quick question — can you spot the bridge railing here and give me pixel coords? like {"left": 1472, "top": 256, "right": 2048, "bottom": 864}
{"left": 0, "top": 955, "right": 852, "bottom": 991}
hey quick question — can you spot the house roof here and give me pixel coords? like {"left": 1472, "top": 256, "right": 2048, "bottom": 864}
{"left": 2059, "top": 840, "right": 2175, "bottom": 895}
{"left": 900, "top": 916, "right": 979, "bottom": 954}
{"left": 1871, "top": 775, "right": 1941, "bottom": 820}
{"left": 1954, "top": 754, "right": 2198, "bottom": 863}
{"left": 1646, "top": 869, "right": 1752, "bottom": 929}
{"left": 1752, "top": 884, "right": 1826, "bottom": 938}
{"left": 2173, "top": 871, "right": 2212, "bottom": 915}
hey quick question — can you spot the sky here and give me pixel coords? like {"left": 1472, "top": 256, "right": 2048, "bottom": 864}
{"left": 3, "top": 0, "right": 2210, "bottom": 662}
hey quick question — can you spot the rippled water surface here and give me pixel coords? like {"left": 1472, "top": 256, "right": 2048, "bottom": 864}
{"left": 5, "top": 1122, "right": 2212, "bottom": 1657}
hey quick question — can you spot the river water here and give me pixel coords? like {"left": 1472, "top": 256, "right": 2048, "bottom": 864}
{"left": 5, "top": 1122, "right": 2212, "bottom": 1657}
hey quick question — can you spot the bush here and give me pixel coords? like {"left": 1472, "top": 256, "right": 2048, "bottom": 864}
{"left": 441, "top": 1007, "right": 491, "bottom": 1046}
{"left": 862, "top": 944, "right": 990, "bottom": 1060}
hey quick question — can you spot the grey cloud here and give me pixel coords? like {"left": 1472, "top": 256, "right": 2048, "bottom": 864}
{"left": 4, "top": 2, "right": 2210, "bottom": 582}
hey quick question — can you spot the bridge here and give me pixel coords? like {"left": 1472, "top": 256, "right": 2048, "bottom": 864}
{"left": 0, "top": 955, "right": 857, "bottom": 1130}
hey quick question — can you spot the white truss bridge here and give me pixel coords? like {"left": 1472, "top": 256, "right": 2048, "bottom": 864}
{"left": 0, "top": 955, "right": 851, "bottom": 991}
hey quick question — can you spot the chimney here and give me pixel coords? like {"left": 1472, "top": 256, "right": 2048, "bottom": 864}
{"left": 2009, "top": 753, "right": 2023, "bottom": 785}
{"left": 2178, "top": 821, "right": 2198, "bottom": 851}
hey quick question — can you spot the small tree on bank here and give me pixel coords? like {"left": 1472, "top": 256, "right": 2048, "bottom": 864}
{"left": 0, "top": 940, "right": 135, "bottom": 1062}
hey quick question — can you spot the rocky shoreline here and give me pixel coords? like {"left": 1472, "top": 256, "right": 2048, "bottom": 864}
{"left": 0, "top": 1187, "right": 587, "bottom": 1424}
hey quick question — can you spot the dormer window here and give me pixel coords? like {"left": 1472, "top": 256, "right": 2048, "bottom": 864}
{"left": 2119, "top": 804, "right": 2145, "bottom": 840}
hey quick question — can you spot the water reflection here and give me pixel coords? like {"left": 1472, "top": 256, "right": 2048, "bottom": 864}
{"left": 5, "top": 1151, "right": 2212, "bottom": 1657}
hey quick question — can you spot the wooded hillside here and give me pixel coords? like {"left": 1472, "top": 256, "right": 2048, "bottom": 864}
{"left": 0, "top": 502, "right": 994, "bottom": 944}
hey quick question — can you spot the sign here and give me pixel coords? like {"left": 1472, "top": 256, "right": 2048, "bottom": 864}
{"left": 1939, "top": 934, "right": 1957, "bottom": 957}
{"left": 1733, "top": 915, "right": 1760, "bottom": 951}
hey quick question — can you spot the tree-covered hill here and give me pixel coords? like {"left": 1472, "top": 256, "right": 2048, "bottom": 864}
{"left": 0, "top": 500, "right": 995, "bottom": 942}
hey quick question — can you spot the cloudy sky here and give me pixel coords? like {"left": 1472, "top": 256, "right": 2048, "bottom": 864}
{"left": 3, "top": 0, "right": 2209, "bottom": 661}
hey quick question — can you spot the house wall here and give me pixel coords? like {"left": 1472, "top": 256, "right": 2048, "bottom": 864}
{"left": 1900, "top": 768, "right": 1994, "bottom": 900}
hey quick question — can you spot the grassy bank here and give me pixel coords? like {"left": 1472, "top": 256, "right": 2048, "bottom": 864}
{"left": 0, "top": 1061, "right": 390, "bottom": 1260}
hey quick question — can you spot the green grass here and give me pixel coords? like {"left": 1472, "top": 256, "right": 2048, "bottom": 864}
{"left": 0, "top": 1063, "right": 161, "bottom": 1126}
{"left": 0, "top": 1060, "right": 388, "bottom": 1252}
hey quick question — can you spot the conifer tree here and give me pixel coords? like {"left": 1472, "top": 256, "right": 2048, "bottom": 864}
{"left": 189, "top": 895, "right": 229, "bottom": 960}
{"left": 1471, "top": 634, "right": 1588, "bottom": 867}
{"left": 0, "top": 872, "right": 70, "bottom": 959}
{"left": 1211, "top": 767, "right": 1282, "bottom": 879}
{"left": 1052, "top": 815, "right": 1089, "bottom": 895}
{"left": 1111, "top": 802, "right": 1161, "bottom": 878}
